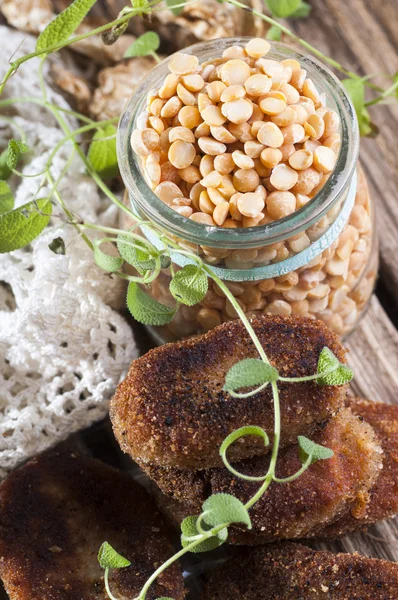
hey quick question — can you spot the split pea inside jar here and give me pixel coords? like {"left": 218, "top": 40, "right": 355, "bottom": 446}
{"left": 118, "top": 38, "right": 378, "bottom": 341}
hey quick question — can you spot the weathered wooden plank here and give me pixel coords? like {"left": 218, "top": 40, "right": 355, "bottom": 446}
{"left": 290, "top": 0, "right": 398, "bottom": 298}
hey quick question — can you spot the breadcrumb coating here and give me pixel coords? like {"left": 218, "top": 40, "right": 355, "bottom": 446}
{"left": 111, "top": 315, "right": 348, "bottom": 469}
{"left": 202, "top": 542, "right": 398, "bottom": 599}
{"left": 0, "top": 449, "right": 185, "bottom": 600}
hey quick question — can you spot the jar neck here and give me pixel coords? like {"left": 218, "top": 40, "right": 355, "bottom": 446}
{"left": 132, "top": 170, "right": 357, "bottom": 282}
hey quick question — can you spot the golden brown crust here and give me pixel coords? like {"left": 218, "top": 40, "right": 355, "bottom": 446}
{"left": 142, "top": 408, "right": 382, "bottom": 543}
{"left": 202, "top": 542, "right": 398, "bottom": 599}
{"left": 316, "top": 397, "right": 398, "bottom": 538}
{"left": 110, "top": 315, "right": 348, "bottom": 469}
{"left": 0, "top": 449, "right": 185, "bottom": 600}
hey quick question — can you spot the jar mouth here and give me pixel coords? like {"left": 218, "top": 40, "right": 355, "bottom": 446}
{"left": 117, "top": 37, "right": 359, "bottom": 249}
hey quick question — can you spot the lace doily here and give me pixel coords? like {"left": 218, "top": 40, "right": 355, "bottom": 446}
{"left": 0, "top": 28, "right": 138, "bottom": 478}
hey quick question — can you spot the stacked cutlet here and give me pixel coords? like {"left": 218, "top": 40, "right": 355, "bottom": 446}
{"left": 110, "top": 315, "right": 398, "bottom": 543}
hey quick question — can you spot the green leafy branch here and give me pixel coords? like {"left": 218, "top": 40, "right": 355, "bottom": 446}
{"left": 0, "top": 2, "right": 366, "bottom": 599}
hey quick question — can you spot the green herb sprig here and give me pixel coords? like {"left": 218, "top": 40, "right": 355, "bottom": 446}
{"left": 0, "top": 2, "right": 374, "bottom": 598}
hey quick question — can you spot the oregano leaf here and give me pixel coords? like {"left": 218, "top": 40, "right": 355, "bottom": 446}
{"left": 266, "top": 0, "right": 301, "bottom": 18}
{"left": 0, "top": 181, "right": 14, "bottom": 214}
{"left": 87, "top": 124, "right": 118, "bottom": 180}
{"left": 316, "top": 347, "right": 353, "bottom": 386}
{"left": 266, "top": 25, "right": 282, "bottom": 41}
{"left": 6, "top": 139, "right": 29, "bottom": 171}
{"left": 169, "top": 265, "right": 208, "bottom": 306}
{"left": 132, "top": 0, "right": 150, "bottom": 16}
{"left": 290, "top": 1, "right": 311, "bottom": 18}
{"left": 298, "top": 436, "right": 334, "bottom": 465}
{"left": 117, "top": 233, "right": 156, "bottom": 273}
{"left": 165, "top": 0, "right": 185, "bottom": 16}
{"left": 124, "top": 32, "right": 160, "bottom": 58}
{"left": 180, "top": 516, "right": 228, "bottom": 553}
{"left": 98, "top": 542, "right": 131, "bottom": 569}
{"left": 36, "top": 0, "right": 97, "bottom": 52}
{"left": 48, "top": 237, "right": 66, "bottom": 255}
{"left": 94, "top": 243, "right": 124, "bottom": 272}
{"left": 342, "top": 79, "right": 373, "bottom": 136}
{"left": 0, "top": 149, "right": 12, "bottom": 180}
{"left": 127, "top": 282, "right": 176, "bottom": 326}
{"left": 224, "top": 358, "right": 279, "bottom": 393}
{"left": 202, "top": 493, "right": 252, "bottom": 529}
{"left": 0, "top": 198, "right": 52, "bottom": 253}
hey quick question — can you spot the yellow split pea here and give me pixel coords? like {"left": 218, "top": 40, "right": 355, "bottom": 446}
{"left": 131, "top": 38, "right": 341, "bottom": 232}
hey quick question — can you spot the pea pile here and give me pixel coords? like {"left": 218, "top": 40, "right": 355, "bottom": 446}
{"left": 130, "top": 40, "right": 376, "bottom": 338}
{"left": 131, "top": 38, "right": 341, "bottom": 230}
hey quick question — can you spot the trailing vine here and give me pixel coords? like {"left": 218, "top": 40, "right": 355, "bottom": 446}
{"left": 0, "top": 0, "right": 390, "bottom": 597}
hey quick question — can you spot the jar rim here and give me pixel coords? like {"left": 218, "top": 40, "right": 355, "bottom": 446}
{"left": 117, "top": 37, "right": 359, "bottom": 249}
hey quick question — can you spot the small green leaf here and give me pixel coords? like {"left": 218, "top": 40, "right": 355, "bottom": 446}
{"left": 94, "top": 243, "right": 124, "bottom": 272}
{"left": 117, "top": 233, "right": 156, "bottom": 273}
{"left": 290, "top": 1, "right": 311, "bottom": 18}
{"left": 343, "top": 79, "right": 373, "bottom": 137}
{"left": 180, "top": 516, "right": 228, "bottom": 553}
{"left": 124, "top": 32, "right": 160, "bottom": 58}
{"left": 165, "top": 0, "right": 185, "bottom": 15}
{"left": 127, "top": 282, "right": 176, "bottom": 326}
{"left": 224, "top": 358, "right": 279, "bottom": 393}
{"left": 87, "top": 124, "right": 118, "bottom": 180}
{"left": 266, "top": 25, "right": 282, "bottom": 41}
{"left": 36, "top": 0, "right": 97, "bottom": 52}
{"left": 266, "top": 0, "right": 300, "bottom": 18}
{"left": 0, "top": 181, "right": 14, "bottom": 214}
{"left": 132, "top": 0, "right": 151, "bottom": 16}
{"left": 48, "top": 237, "right": 66, "bottom": 255}
{"left": 0, "top": 149, "right": 12, "bottom": 180}
{"left": 0, "top": 198, "right": 52, "bottom": 253}
{"left": 98, "top": 542, "right": 131, "bottom": 569}
{"left": 6, "top": 139, "right": 29, "bottom": 171}
{"left": 298, "top": 436, "right": 334, "bottom": 465}
{"left": 169, "top": 265, "right": 208, "bottom": 306}
{"left": 203, "top": 493, "right": 251, "bottom": 529}
{"left": 316, "top": 347, "right": 353, "bottom": 386}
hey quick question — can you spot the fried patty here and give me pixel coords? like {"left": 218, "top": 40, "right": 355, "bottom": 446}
{"left": 202, "top": 542, "right": 398, "bottom": 599}
{"left": 315, "top": 397, "right": 398, "bottom": 538}
{"left": 0, "top": 449, "right": 185, "bottom": 600}
{"left": 142, "top": 408, "right": 382, "bottom": 543}
{"left": 111, "top": 315, "right": 348, "bottom": 469}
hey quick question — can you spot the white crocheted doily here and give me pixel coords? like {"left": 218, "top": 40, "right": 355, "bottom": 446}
{"left": 0, "top": 27, "right": 138, "bottom": 478}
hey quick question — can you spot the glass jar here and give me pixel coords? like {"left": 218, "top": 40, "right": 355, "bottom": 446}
{"left": 118, "top": 38, "right": 378, "bottom": 342}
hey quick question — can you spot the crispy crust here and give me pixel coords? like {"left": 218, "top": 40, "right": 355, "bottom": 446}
{"left": 110, "top": 315, "right": 348, "bottom": 469}
{"left": 143, "top": 408, "right": 382, "bottom": 543}
{"left": 0, "top": 449, "right": 185, "bottom": 600}
{"left": 316, "top": 397, "right": 398, "bottom": 538}
{"left": 202, "top": 542, "right": 398, "bottom": 599}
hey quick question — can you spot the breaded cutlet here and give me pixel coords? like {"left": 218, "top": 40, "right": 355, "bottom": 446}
{"left": 315, "top": 397, "right": 398, "bottom": 538}
{"left": 0, "top": 449, "right": 185, "bottom": 600}
{"left": 141, "top": 408, "right": 382, "bottom": 543}
{"left": 111, "top": 315, "right": 348, "bottom": 469}
{"left": 202, "top": 542, "right": 398, "bottom": 599}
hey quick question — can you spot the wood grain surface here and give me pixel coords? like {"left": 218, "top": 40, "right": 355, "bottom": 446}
{"left": 287, "top": 0, "right": 398, "bottom": 565}
{"left": 0, "top": 0, "right": 397, "bottom": 597}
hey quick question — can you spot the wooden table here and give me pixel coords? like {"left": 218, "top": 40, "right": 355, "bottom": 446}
{"left": 289, "top": 0, "right": 398, "bottom": 563}
{"left": 0, "top": 0, "right": 397, "bottom": 597}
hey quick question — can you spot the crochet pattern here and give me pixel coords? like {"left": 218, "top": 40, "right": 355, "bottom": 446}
{"left": 0, "top": 28, "right": 137, "bottom": 478}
